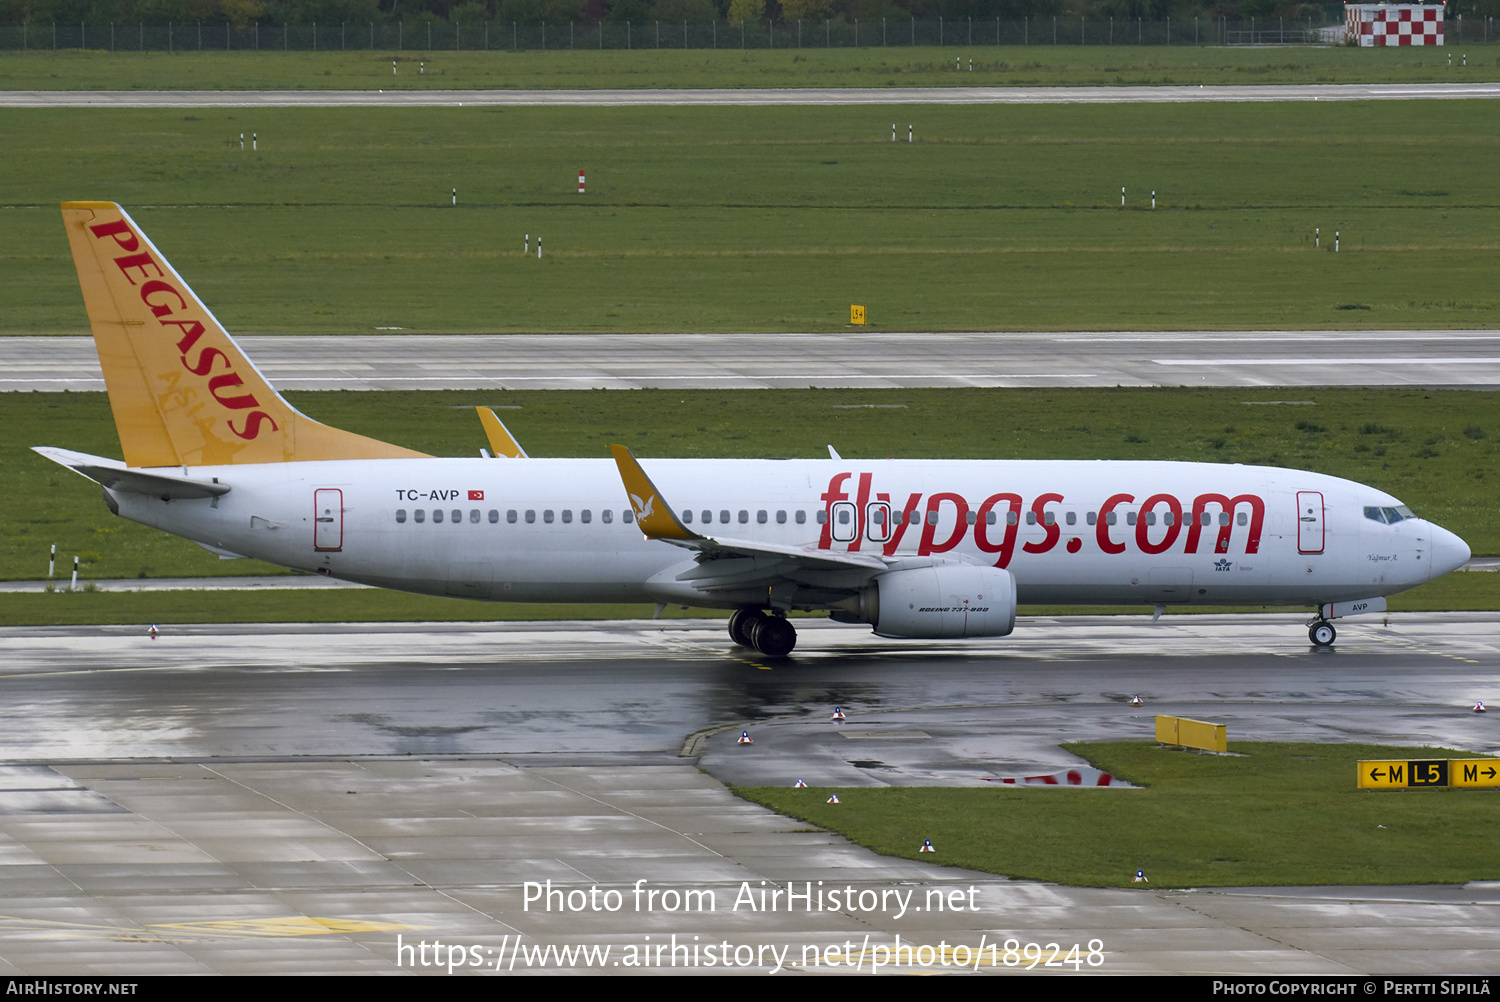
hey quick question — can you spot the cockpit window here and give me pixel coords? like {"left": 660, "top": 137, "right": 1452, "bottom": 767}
{"left": 1365, "top": 505, "right": 1417, "bottom": 524}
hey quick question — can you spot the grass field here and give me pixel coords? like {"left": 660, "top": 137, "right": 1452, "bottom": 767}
{"left": 740, "top": 742, "right": 1500, "bottom": 887}
{"left": 3, "top": 102, "right": 1497, "bottom": 334}
{"left": 5, "top": 385, "right": 1496, "bottom": 588}
{"left": 2, "top": 46, "right": 1498, "bottom": 92}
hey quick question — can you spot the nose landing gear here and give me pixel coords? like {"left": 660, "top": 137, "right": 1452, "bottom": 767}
{"left": 1308, "top": 619, "right": 1337, "bottom": 647}
{"left": 728, "top": 607, "right": 797, "bottom": 657}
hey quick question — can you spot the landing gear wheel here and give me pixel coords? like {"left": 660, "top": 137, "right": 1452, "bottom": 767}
{"left": 728, "top": 608, "right": 766, "bottom": 648}
{"left": 1309, "top": 620, "right": 1336, "bottom": 647}
{"left": 749, "top": 616, "right": 797, "bottom": 657}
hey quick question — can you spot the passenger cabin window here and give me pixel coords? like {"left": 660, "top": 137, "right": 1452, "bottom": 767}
{"left": 562, "top": 510, "right": 573, "bottom": 524}
{"left": 525, "top": 510, "right": 536, "bottom": 524}
{"left": 816, "top": 511, "right": 828, "bottom": 524}
{"left": 488, "top": 509, "right": 499, "bottom": 524}
{"left": 830, "top": 502, "right": 857, "bottom": 542}
{"left": 543, "top": 510, "right": 554, "bottom": 524}
{"left": 507, "top": 510, "right": 518, "bottom": 523}
{"left": 776, "top": 510, "right": 787, "bottom": 524}
{"left": 682, "top": 510, "right": 694, "bottom": 524}
{"left": 602, "top": 509, "right": 613, "bottom": 524}
{"left": 739, "top": 510, "right": 749, "bottom": 524}
{"left": 414, "top": 509, "right": 426, "bottom": 523}
{"left": 470, "top": 509, "right": 480, "bottom": 524}
{"left": 757, "top": 510, "right": 767, "bottom": 524}
{"left": 433, "top": 509, "right": 444, "bottom": 524}
{"left": 581, "top": 510, "right": 592, "bottom": 524}
{"left": 450, "top": 509, "right": 461, "bottom": 523}
{"left": 396, "top": 509, "right": 407, "bottom": 523}
{"left": 719, "top": 510, "right": 730, "bottom": 524}
{"left": 623, "top": 511, "right": 634, "bottom": 523}
{"left": 795, "top": 511, "right": 806, "bottom": 524}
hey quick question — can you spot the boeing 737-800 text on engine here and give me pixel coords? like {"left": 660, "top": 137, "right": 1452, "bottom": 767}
{"left": 37, "top": 203, "right": 1471, "bottom": 656}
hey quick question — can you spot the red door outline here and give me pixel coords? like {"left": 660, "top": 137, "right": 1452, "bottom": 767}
{"left": 1296, "top": 491, "right": 1324, "bottom": 555}
{"left": 314, "top": 488, "right": 343, "bottom": 552}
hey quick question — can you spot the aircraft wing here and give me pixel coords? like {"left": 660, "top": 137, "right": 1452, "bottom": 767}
{"left": 33, "top": 446, "right": 230, "bottom": 500}
{"left": 655, "top": 532, "right": 886, "bottom": 571}
{"left": 609, "top": 444, "right": 885, "bottom": 575}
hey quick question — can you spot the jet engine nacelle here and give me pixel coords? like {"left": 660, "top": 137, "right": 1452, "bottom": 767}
{"left": 870, "top": 564, "right": 1017, "bottom": 639}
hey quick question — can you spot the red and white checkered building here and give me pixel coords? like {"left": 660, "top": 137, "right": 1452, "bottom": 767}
{"left": 1345, "top": 4, "right": 1445, "bottom": 45}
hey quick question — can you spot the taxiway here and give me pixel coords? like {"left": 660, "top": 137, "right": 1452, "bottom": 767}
{"left": 7, "top": 330, "right": 1500, "bottom": 391}
{"left": 3, "top": 82, "right": 1499, "bottom": 108}
{"left": 0, "top": 616, "right": 1497, "bottom": 974}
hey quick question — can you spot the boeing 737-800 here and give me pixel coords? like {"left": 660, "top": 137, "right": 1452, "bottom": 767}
{"left": 37, "top": 202, "right": 1471, "bottom": 656}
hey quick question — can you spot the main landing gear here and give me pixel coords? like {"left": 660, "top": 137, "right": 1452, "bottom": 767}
{"left": 1308, "top": 619, "right": 1337, "bottom": 647}
{"left": 728, "top": 607, "right": 797, "bottom": 657}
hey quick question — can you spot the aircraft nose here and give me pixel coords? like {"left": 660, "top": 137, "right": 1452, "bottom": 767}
{"left": 1427, "top": 523, "right": 1471, "bottom": 581}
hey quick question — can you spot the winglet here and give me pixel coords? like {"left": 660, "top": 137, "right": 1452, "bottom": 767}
{"left": 476, "top": 407, "right": 528, "bottom": 458}
{"left": 608, "top": 445, "right": 700, "bottom": 542}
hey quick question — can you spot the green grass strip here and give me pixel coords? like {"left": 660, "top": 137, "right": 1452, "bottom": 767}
{"left": 740, "top": 742, "right": 1500, "bottom": 887}
{"left": 4, "top": 102, "right": 1498, "bottom": 335}
{"left": 1, "top": 47, "right": 1498, "bottom": 92}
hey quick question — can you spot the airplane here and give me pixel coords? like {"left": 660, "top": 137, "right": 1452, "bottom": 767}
{"left": 36, "top": 202, "right": 1472, "bottom": 657}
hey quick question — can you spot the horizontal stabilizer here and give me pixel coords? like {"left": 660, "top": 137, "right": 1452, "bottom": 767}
{"left": 33, "top": 446, "right": 229, "bottom": 500}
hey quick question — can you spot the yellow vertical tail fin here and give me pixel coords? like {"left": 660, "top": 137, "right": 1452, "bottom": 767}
{"left": 61, "top": 202, "right": 427, "bottom": 467}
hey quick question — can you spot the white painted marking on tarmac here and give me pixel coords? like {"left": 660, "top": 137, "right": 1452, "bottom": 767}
{"left": 1367, "top": 87, "right": 1500, "bottom": 95}
{"left": 268, "top": 373, "right": 1101, "bottom": 384}
{"left": 0, "top": 378, "right": 105, "bottom": 384}
{"left": 1058, "top": 334, "right": 1500, "bottom": 343}
{"left": 1154, "top": 357, "right": 1500, "bottom": 366}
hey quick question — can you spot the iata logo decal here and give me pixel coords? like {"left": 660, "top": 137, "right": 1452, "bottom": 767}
{"left": 1214, "top": 559, "right": 1233, "bottom": 572}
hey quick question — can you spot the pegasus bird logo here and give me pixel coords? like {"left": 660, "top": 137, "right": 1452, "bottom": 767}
{"left": 629, "top": 493, "right": 656, "bottom": 521}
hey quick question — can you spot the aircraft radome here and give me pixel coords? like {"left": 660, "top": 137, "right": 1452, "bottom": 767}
{"left": 38, "top": 202, "right": 1471, "bottom": 657}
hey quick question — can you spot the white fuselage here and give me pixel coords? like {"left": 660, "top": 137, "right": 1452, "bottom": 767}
{"left": 109, "top": 457, "right": 1469, "bottom": 611}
